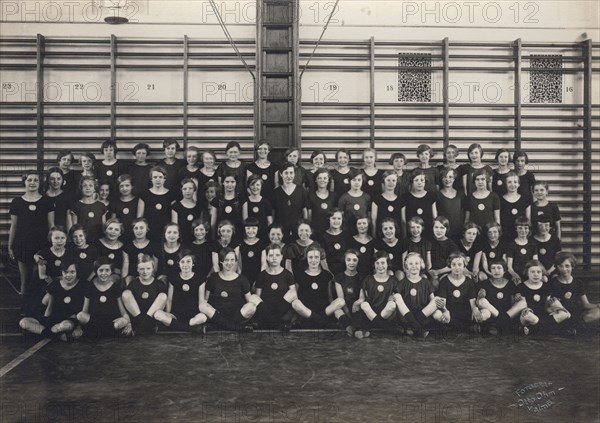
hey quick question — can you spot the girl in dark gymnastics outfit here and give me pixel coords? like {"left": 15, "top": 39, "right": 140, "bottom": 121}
{"left": 401, "top": 169, "right": 437, "bottom": 240}
{"left": 360, "top": 148, "right": 383, "bottom": 199}
{"left": 217, "top": 141, "right": 247, "bottom": 192}
{"left": 199, "top": 248, "right": 258, "bottom": 331}
{"left": 307, "top": 169, "right": 337, "bottom": 235}
{"left": 246, "top": 141, "right": 278, "bottom": 201}
{"left": 396, "top": 252, "right": 439, "bottom": 338}
{"left": 96, "top": 140, "right": 126, "bottom": 188}
{"left": 46, "top": 167, "right": 73, "bottom": 229}
{"left": 157, "top": 223, "right": 183, "bottom": 284}
{"left": 158, "top": 138, "right": 184, "bottom": 192}
{"left": 348, "top": 216, "right": 375, "bottom": 275}
{"left": 70, "top": 176, "right": 106, "bottom": 244}
{"left": 253, "top": 243, "right": 297, "bottom": 330}
{"left": 96, "top": 218, "right": 128, "bottom": 278}
{"left": 338, "top": 168, "right": 371, "bottom": 233}
{"left": 291, "top": 244, "right": 340, "bottom": 328}
{"left": 242, "top": 173, "right": 274, "bottom": 241}
{"left": 19, "top": 259, "right": 85, "bottom": 341}
{"left": 137, "top": 166, "right": 177, "bottom": 243}
{"left": 332, "top": 249, "right": 367, "bottom": 336}
{"left": 154, "top": 250, "right": 206, "bottom": 331}
{"left": 109, "top": 174, "right": 138, "bottom": 244}
{"left": 331, "top": 148, "right": 353, "bottom": 197}
{"left": 129, "top": 143, "right": 152, "bottom": 197}
{"left": 319, "top": 208, "right": 351, "bottom": 276}
{"left": 121, "top": 255, "right": 167, "bottom": 335}
{"left": 500, "top": 171, "right": 531, "bottom": 242}
{"left": 124, "top": 218, "right": 159, "bottom": 285}
{"left": 171, "top": 178, "right": 203, "bottom": 246}
{"left": 550, "top": 252, "right": 600, "bottom": 333}
{"left": 77, "top": 257, "right": 132, "bottom": 340}
{"left": 9, "top": 170, "right": 55, "bottom": 309}
{"left": 70, "top": 224, "right": 99, "bottom": 283}
{"left": 352, "top": 251, "right": 403, "bottom": 339}
{"left": 371, "top": 170, "right": 403, "bottom": 238}
{"left": 474, "top": 259, "right": 518, "bottom": 336}
{"left": 272, "top": 161, "right": 309, "bottom": 242}
{"left": 434, "top": 252, "right": 480, "bottom": 333}
{"left": 210, "top": 174, "right": 245, "bottom": 239}
{"left": 373, "top": 218, "right": 405, "bottom": 281}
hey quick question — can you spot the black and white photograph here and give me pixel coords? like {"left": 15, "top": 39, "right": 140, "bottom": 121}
{"left": 0, "top": 1, "right": 598, "bottom": 422}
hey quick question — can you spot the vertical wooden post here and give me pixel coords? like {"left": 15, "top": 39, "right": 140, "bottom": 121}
{"left": 255, "top": 0, "right": 262, "bottom": 143}
{"left": 36, "top": 34, "right": 45, "bottom": 175}
{"left": 293, "top": 0, "right": 301, "bottom": 151}
{"left": 513, "top": 38, "right": 522, "bottom": 151}
{"left": 183, "top": 35, "right": 189, "bottom": 149}
{"left": 443, "top": 37, "right": 449, "bottom": 149}
{"left": 110, "top": 34, "right": 117, "bottom": 141}
{"left": 582, "top": 39, "right": 592, "bottom": 270}
{"left": 369, "top": 36, "right": 375, "bottom": 149}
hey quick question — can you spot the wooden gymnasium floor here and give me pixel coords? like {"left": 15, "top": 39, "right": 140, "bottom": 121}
{"left": 1, "top": 268, "right": 599, "bottom": 423}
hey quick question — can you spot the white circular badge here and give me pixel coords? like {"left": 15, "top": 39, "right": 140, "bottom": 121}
{"left": 167, "top": 259, "right": 174, "bottom": 266}
{"left": 368, "top": 180, "right": 374, "bottom": 186}
{"left": 478, "top": 204, "right": 485, "bottom": 211}
{"left": 388, "top": 205, "right": 394, "bottom": 212}
{"left": 343, "top": 178, "right": 349, "bottom": 185}
{"left": 221, "top": 291, "right": 228, "bottom": 298}
{"left": 123, "top": 208, "right": 130, "bottom": 215}
{"left": 410, "top": 288, "right": 417, "bottom": 297}
{"left": 533, "top": 294, "right": 541, "bottom": 302}
{"left": 311, "top": 283, "right": 318, "bottom": 290}
{"left": 565, "top": 292, "right": 572, "bottom": 300}
{"left": 248, "top": 251, "right": 255, "bottom": 258}
{"left": 497, "top": 292, "right": 504, "bottom": 299}
{"left": 271, "top": 283, "right": 278, "bottom": 290}
{"left": 360, "top": 246, "right": 366, "bottom": 253}
{"left": 80, "top": 252, "right": 87, "bottom": 259}
{"left": 106, "top": 170, "right": 113, "bottom": 176}
{"left": 334, "top": 243, "right": 341, "bottom": 250}
{"left": 88, "top": 212, "right": 95, "bottom": 218}
{"left": 252, "top": 207, "right": 259, "bottom": 213}
{"left": 377, "top": 285, "right": 384, "bottom": 292}
{"left": 453, "top": 290, "right": 460, "bottom": 298}
{"left": 142, "top": 292, "right": 149, "bottom": 300}
{"left": 108, "top": 253, "right": 115, "bottom": 260}
{"left": 540, "top": 248, "right": 546, "bottom": 256}
{"left": 489, "top": 252, "right": 496, "bottom": 259}
{"left": 261, "top": 174, "right": 267, "bottom": 180}
{"left": 64, "top": 296, "right": 71, "bottom": 304}
{"left": 520, "top": 248, "right": 527, "bottom": 255}
{"left": 99, "top": 295, "right": 107, "bottom": 303}
{"left": 225, "top": 206, "right": 233, "bottom": 214}
{"left": 353, "top": 204, "right": 360, "bottom": 211}
{"left": 511, "top": 208, "right": 518, "bottom": 216}
{"left": 417, "top": 208, "right": 423, "bottom": 215}
{"left": 29, "top": 205, "right": 37, "bottom": 211}
{"left": 321, "top": 203, "right": 328, "bottom": 210}
{"left": 182, "top": 284, "right": 190, "bottom": 292}
{"left": 54, "top": 260, "right": 61, "bottom": 267}
{"left": 155, "top": 204, "right": 162, "bottom": 210}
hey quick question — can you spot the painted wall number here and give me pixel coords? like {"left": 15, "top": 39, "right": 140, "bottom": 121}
{"left": 147, "top": 84, "right": 155, "bottom": 90}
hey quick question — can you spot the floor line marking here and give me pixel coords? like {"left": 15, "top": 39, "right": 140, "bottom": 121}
{"left": 1, "top": 274, "right": 20, "bottom": 295}
{"left": 0, "top": 339, "right": 50, "bottom": 379}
